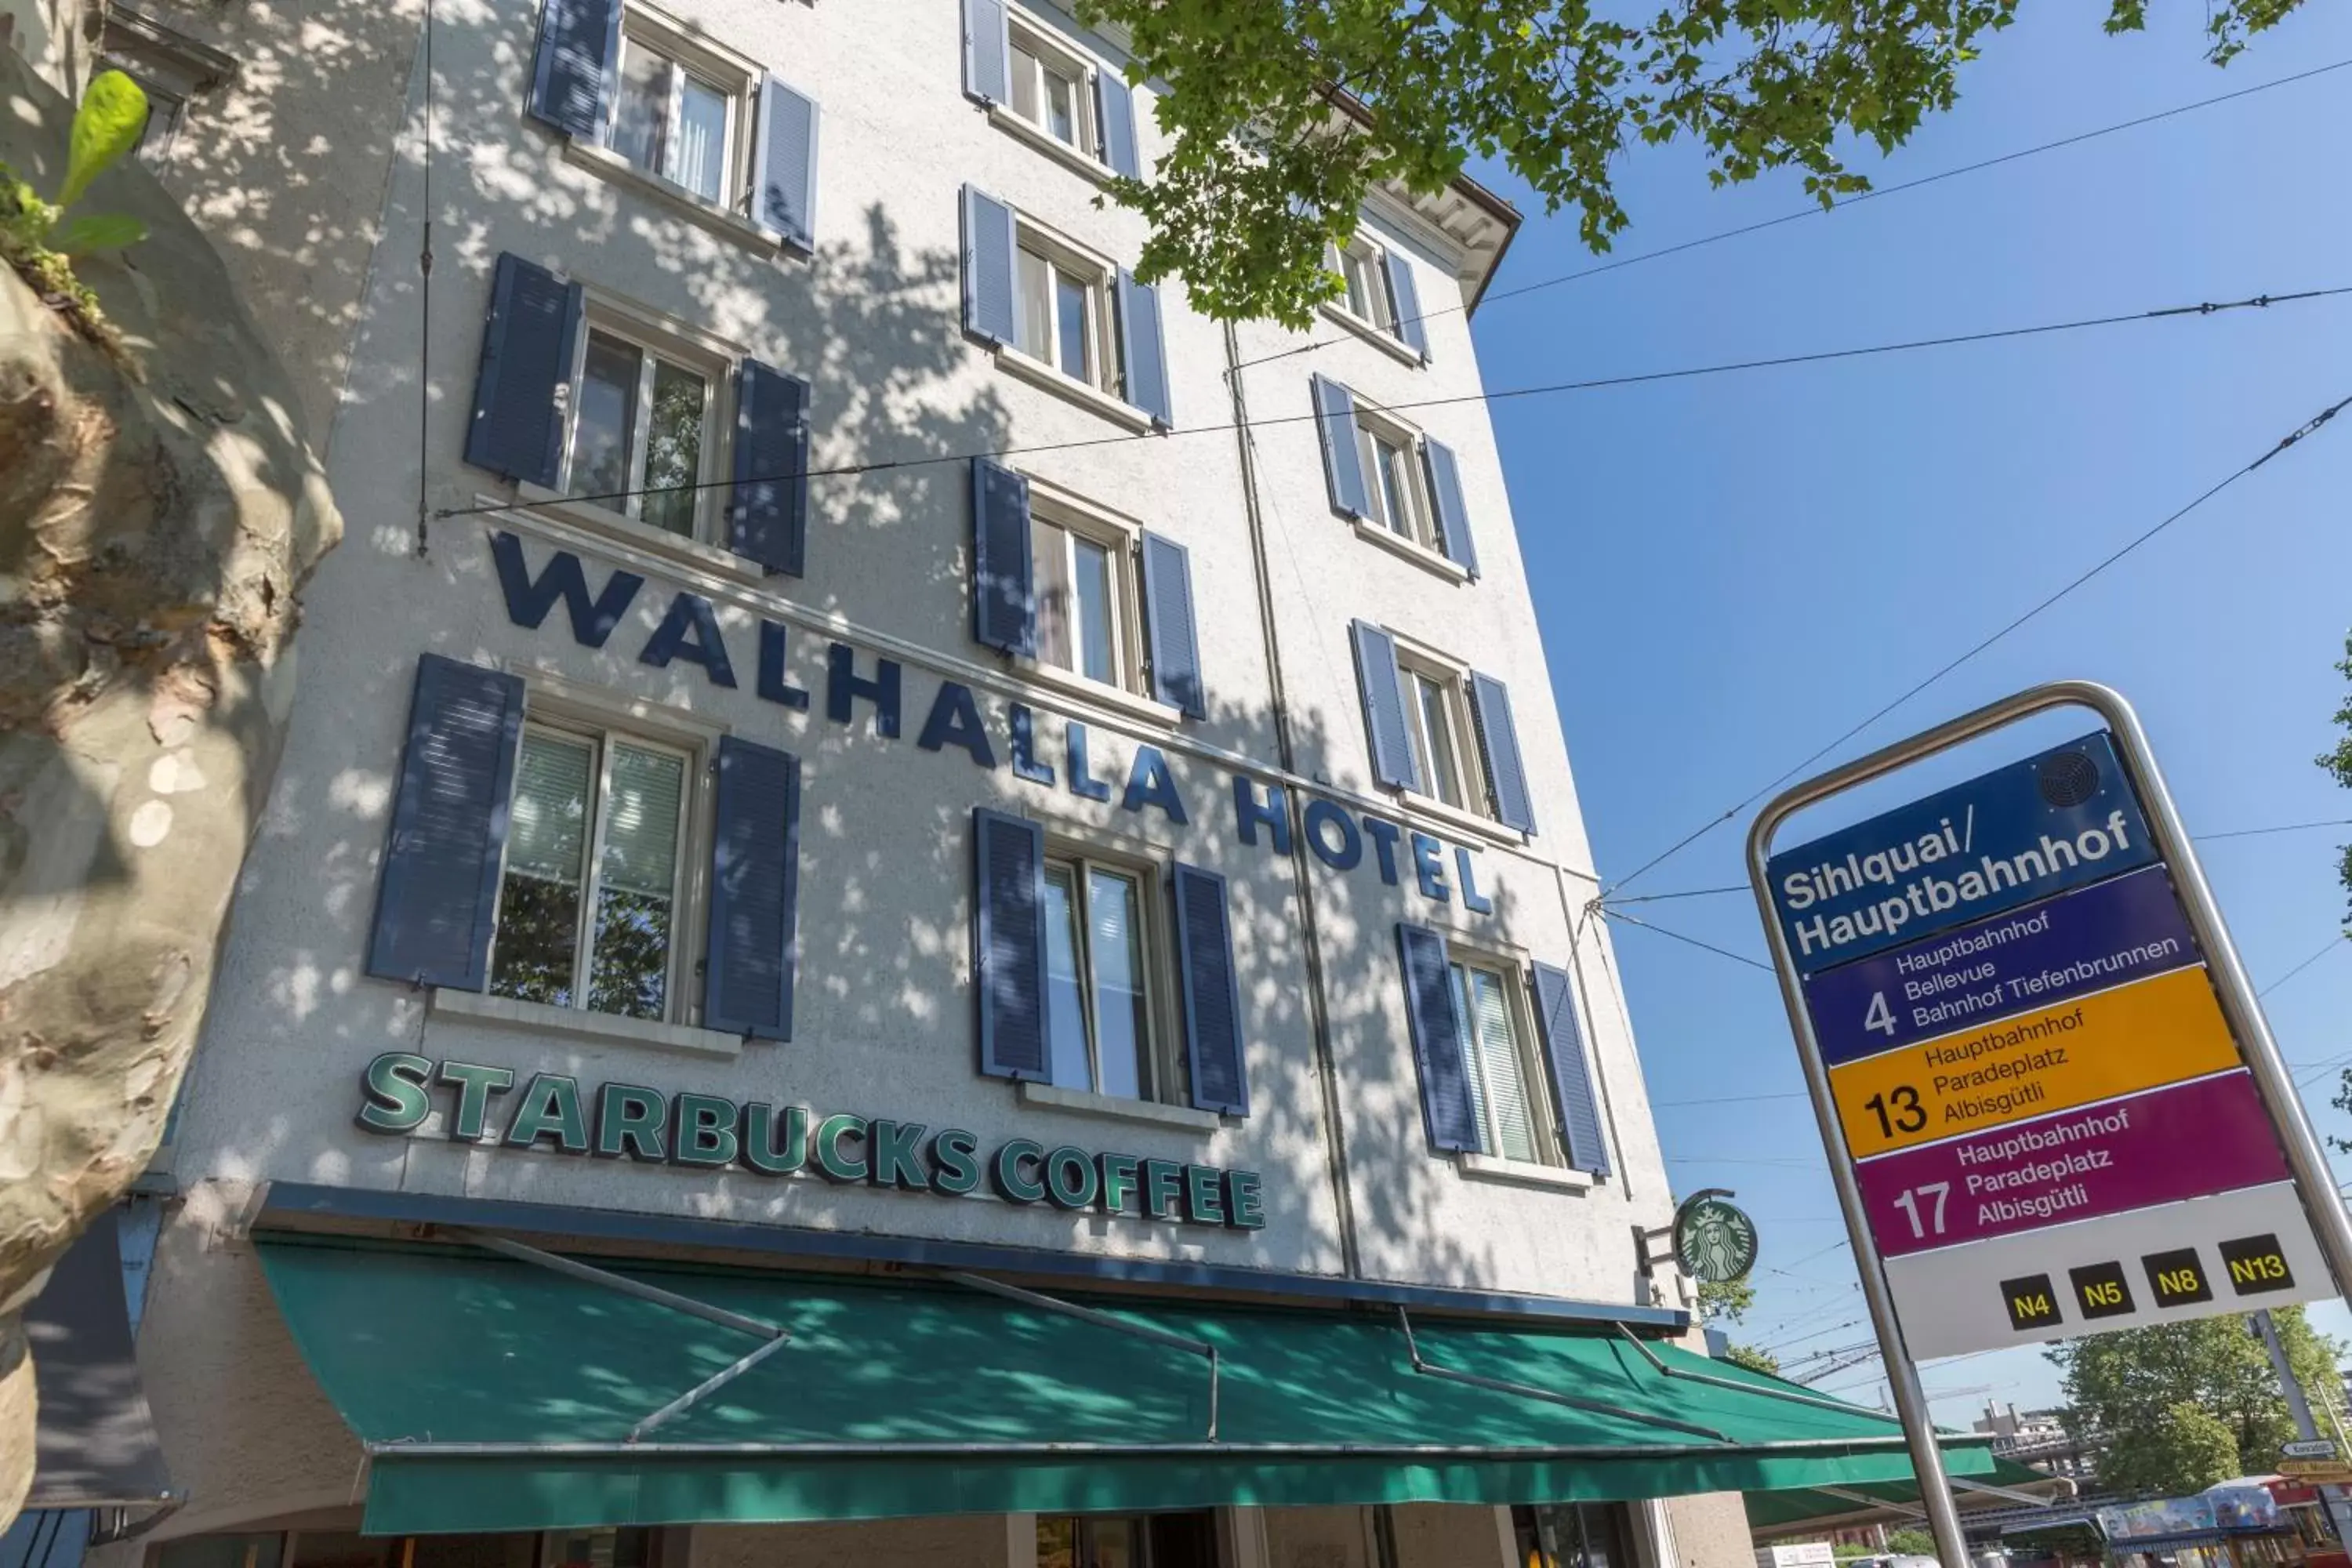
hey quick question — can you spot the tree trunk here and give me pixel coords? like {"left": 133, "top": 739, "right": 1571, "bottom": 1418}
{"left": 0, "top": 42, "right": 341, "bottom": 1524}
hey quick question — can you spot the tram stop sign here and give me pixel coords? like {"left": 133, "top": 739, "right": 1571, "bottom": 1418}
{"left": 1755, "top": 706, "right": 2336, "bottom": 1359}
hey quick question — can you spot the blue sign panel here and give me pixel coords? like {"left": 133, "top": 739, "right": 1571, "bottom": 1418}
{"left": 1801, "top": 864, "right": 2200, "bottom": 1065}
{"left": 1766, "top": 731, "right": 2156, "bottom": 976}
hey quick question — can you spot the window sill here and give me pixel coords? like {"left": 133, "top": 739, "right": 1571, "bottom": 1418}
{"left": 1351, "top": 517, "right": 1470, "bottom": 583}
{"left": 1017, "top": 1080, "right": 1226, "bottom": 1133}
{"left": 561, "top": 138, "right": 797, "bottom": 259}
{"left": 430, "top": 987, "right": 743, "bottom": 1061}
{"left": 512, "top": 486, "right": 766, "bottom": 586}
{"left": 1013, "top": 655, "right": 1181, "bottom": 731}
{"left": 1454, "top": 1152, "right": 1592, "bottom": 1192}
{"left": 1317, "top": 299, "right": 1426, "bottom": 368}
{"left": 985, "top": 104, "right": 1115, "bottom": 188}
{"left": 993, "top": 347, "right": 1156, "bottom": 433}
{"left": 1397, "top": 786, "right": 1517, "bottom": 848}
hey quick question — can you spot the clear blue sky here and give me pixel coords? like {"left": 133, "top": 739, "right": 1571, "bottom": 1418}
{"left": 1470, "top": 2, "right": 2352, "bottom": 1424}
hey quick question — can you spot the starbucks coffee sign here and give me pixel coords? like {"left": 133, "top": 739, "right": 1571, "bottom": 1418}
{"left": 356, "top": 1053, "right": 1267, "bottom": 1230}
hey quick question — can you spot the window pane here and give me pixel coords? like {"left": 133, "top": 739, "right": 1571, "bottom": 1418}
{"left": 1087, "top": 868, "right": 1149, "bottom": 1101}
{"left": 493, "top": 731, "right": 594, "bottom": 1008}
{"left": 612, "top": 45, "right": 672, "bottom": 176}
{"left": 1016, "top": 245, "right": 1054, "bottom": 361}
{"left": 1450, "top": 964, "right": 1491, "bottom": 1156}
{"left": 1078, "top": 1521, "right": 1140, "bottom": 1568}
{"left": 641, "top": 358, "right": 706, "bottom": 537}
{"left": 1043, "top": 862, "right": 1094, "bottom": 1091}
{"left": 590, "top": 744, "right": 683, "bottom": 1020}
{"left": 570, "top": 332, "right": 642, "bottom": 503}
{"left": 1033, "top": 517, "right": 1074, "bottom": 672}
{"left": 1044, "top": 65, "right": 1079, "bottom": 144}
{"left": 1070, "top": 535, "right": 1116, "bottom": 685}
{"left": 674, "top": 74, "right": 727, "bottom": 201}
{"left": 1416, "top": 672, "right": 1464, "bottom": 808}
{"left": 1009, "top": 43, "right": 1042, "bottom": 124}
{"left": 1053, "top": 267, "right": 1091, "bottom": 383}
{"left": 1341, "top": 251, "right": 1372, "bottom": 318}
{"left": 1470, "top": 968, "right": 1538, "bottom": 1163}
{"left": 1375, "top": 439, "right": 1414, "bottom": 540}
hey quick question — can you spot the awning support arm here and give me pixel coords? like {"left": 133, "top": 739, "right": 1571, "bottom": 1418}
{"left": 1953, "top": 1477, "right": 2060, "bottom": 1508}
{"left": 1396, "top": 1308, "right": 1733, "bottom": 1444}
{"left": 1818, "top": 1485, "right": 1928, "bottom": 1519}
{"left": 452, "top": 1229, "right": 793, "bottom": 1443}
{"left": 1613, "top": 1325, "right": 1906, "bottom": 1425}
{"left": 942, "top": 1270, "right": 1220, "bottom": 1440}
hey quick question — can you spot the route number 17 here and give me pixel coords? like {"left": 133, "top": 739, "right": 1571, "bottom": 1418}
{"left": 1891, "top": 1182, "right": 1951, "bottom": 1240}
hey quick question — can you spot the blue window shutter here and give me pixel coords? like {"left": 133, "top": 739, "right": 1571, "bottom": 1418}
{"left": 1350, "top": 620, "right": 1418, "bottom": 793}
{"left": 464, "top": 252, "right": 581, "bottom": 488}
{"left": 970, "top": 457, "right": 1035, "bottom": 655}
{"left": 962, "top": 185, "right": 1019, "bottom": 347}
{"left": 1382, "top": 251, "right": 1429, "bottom": 360}
{"left": 1140, "top": 532, "right": 1205, "bottom": 719}
{"left": 367, "top": 655, "right": 526, "bottom": 990}
{"left": 1531, "top": 961, "right": 1610, "bottom": 1176}
{"left": 705, "top": 735, "right": 801, "bottom": 1041}
{"left": 962, "top": 0, "right": 1009, "bottom": 104}
{"left": 1398, "top": 923, "right": 1475, "bottom": 1153}
{"left": 1117, "top": 269, "right": 1172, "bottom": 427}
{"left": 1421, "top": 437, "right": 1479, "bottom": 578}
{"left": 974, "top": 808, "right": 1047, "bottom": 1080}
{"left": 1468, "top": 670, "right": 1536, "bottom": 833}
{"left": 730, "top": 359, "right": 810, "bottom": 576}
{"left": 1171, "top": 863, "right": 1247, "bottom": 1116}
{"left": 527, "top": 0, "right": 620, "bottom": 142}
{"left": 751, "top": 75, "right": 818, "bottom": 249}
{"left": 1312, "top": 375, "right": 1370, "bottom": 521}
{"left": 1096, "top": 70, "right": 1141, "bottom": 178}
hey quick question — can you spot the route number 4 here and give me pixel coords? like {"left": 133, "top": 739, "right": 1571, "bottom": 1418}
{"left": 1891, "top": 1182, "right": 1951, "bottom": 1240}
{"left": 1864, "top": 992, "right": 1896, "bottom": 1036}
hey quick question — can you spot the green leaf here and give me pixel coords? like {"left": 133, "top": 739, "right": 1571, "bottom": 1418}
{"left": 53, "top": 212, "right": 147, "bottom": 253}
{"left": 59, "top": 71, "right": 149, "bottom": 210}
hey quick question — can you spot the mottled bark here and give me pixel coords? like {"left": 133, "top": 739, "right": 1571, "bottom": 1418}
{"left": 0, "top": 42, "right": 341, "bottom": 1523}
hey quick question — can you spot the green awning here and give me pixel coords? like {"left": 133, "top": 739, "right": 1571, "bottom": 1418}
{"left": 1744, "top": 1454, "right": 2066, "bottom": 1534}
{"left": 256, "top": 1236, "right": 1996, "bottom": 1534}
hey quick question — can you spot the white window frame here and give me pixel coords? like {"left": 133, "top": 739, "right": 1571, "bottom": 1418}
{"left": 1388, "top": 633, "right": 1484, "bottom": 821}
{"left": 1011, "top": 220, "right": 1123, "bottom": 399}
{"left": 1005, "top": 19, "right": 1098, "bottom": 158}
{"left": 485, "top": 702, "right": 705, "bottom": 1029}
{"left": 1345, "top": 401, "right": 1467, "bottom": 582}
{"left": 1039, "top": 837, "right": 1184, "bottom": 1108}
{"left": 554, "top": 291, "right": 738, "bottom": 547}
{"left": 1018, "top": 474, "right": 1160, "bottom": 712}
{"left": 1330, "top": 234, "right": 1393, "bottom": 332}
{"left": 1445, "top": 946, "right": 1563, "bottom": 1169}
{"left": 602, "top": 4, "right": 759, "bottom": 212}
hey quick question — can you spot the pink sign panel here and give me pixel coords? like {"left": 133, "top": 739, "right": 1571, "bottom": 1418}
{"left": 1855, "top": 1069, "right": 2288, "bottom": 1257}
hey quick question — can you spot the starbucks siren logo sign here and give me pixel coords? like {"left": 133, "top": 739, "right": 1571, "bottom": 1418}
{"left": 1672, "top": 1190, "right": 1759, "bottom": 1283}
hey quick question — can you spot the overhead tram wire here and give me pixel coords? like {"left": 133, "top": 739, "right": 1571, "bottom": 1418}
{"left": 1607, "top": 818, "right": 2352, "bottom": 908}
{"left": 430, "top": 286, "right": 2352, "bottom": 524}
{"left": 2260, "top": 932, "right": 2349, "bottom": 999}
{"left": 1600, "top": 384, "right": 2352, "bottom": 902}
{"left": 1592, "top": 906, "right": 1775, "bottom": 973}
{"left": 1224, "top": 55, "right": 2352, "bottom": 375}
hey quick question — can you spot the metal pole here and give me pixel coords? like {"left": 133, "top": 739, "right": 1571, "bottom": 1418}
{"left": 2252, "top": 1311, "right": 2352, "bottom": 1547}
{"left": 1748, "top": 678, "right": 2352, "bottom": 1568}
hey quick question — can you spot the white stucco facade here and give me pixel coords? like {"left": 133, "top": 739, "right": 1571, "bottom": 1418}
{"left": 29, "top": 3, "right": 1765, "bottom": 1566}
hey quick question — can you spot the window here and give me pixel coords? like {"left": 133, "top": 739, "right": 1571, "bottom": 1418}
{"left": 99, "top": 8, "right": 235, "bottom": 165}
{"left": 1038, "top": 1512, "right": 1218, "bottom": 1568}
{"left": 1512, "top": 1505, "right": 1632, "bottom": 1568}
{"left": 1007, "top": 28, "right": 1092, "bottom": 152}
{"left": 1450, "top": 957, "right": 1554, "bottom": 1165}
{"left": 1398, "top": 654, "right": 1474, "bottom": 811}
{"left": 1014, "top": 234, "right": 1120, "bottom": 396}
{"left": 561, "top": 318, "right": 723, "bottom": 539}
{"left": 1030, "top": 503, "right": 1140, "bottom": 691}
{"left": 1363, "top": 425, "right": 1429, "bottom": 546}
{"left": 1333, "top": 236, "right": 1392, "bottom": 330}
{"left": 1040, "top": 851, "right": 1178, "bottom": 1103}
{"left": 607, "top": 31, "right": 738, "bottom": 204}
{"left": 490, "top": 721, "right": 692, "bottom": 1022}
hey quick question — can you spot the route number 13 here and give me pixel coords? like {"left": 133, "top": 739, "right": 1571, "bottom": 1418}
{"left": 1892, "top": 1181, "right": 1951, "bottom": 1240}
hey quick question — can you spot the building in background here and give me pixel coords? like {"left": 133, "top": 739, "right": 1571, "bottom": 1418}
{"left": 4, "top": 2, "right": 2003, "bottom": 1565}
{"left": 1973, "top": 1404, "right": 2100, "bottom": 1484}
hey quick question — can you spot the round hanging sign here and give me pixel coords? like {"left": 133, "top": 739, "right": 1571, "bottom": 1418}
{"left": 1672, "top": 1191, "right": 1759, "bottom": 1283}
